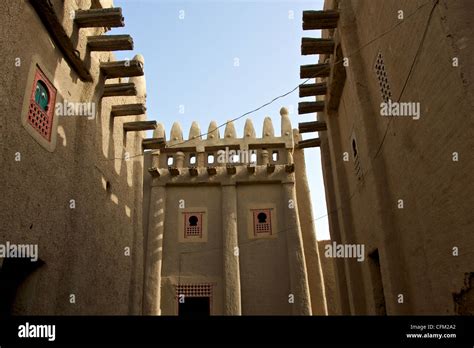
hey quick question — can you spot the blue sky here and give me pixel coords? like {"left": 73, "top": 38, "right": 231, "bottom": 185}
{"left": 113, "top": 0, "right": 330, "bottom": 240}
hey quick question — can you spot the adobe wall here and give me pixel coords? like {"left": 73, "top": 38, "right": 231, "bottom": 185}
{"left": 0, "top": 0, "right": 146, "bottom": 314}
{"left": 319, "top": 0, "right": 474, "bottom": 314}
{"left": 145, "top": 110, "right": 325, "bottom": 315}
{"left": 318, "top": 240, "right": 339, "bottom": 315}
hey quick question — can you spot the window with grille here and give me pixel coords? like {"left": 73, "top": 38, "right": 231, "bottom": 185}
{"left": 252, "top": 209, "right": 272, "bottom": 236}
{"left": 374, "top": 52, "right": 392, "bottom": 103}
{"left": 28, "top": 68, "right": 56, "bottom": 141}
{"left": 351, "top": 135, "right": 363, "bottom": 181}
{"left": 184, "top": 212, "right": 203, "bottom": 238}
{"left": 175, "top": 283, "right": 213, "bottom": 298}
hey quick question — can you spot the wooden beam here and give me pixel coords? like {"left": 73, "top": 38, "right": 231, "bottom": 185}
{"left": 299, "top": 82, "right": 327, "bottom": 97}
{"left": 189, "top": 167, "right": 198, "bottom": 176}
{"left": 285, "top": 164, "right": 295, "bottom": 173}
{"left": 103, "top": 83, "right": 137, "bottom": 97}
{"left": 142, "top": 138, "right": 165, "bottom": 150}
{"left": 207, "top": 167, "right": 217, "bottom": 176}
{"left": 300, "top": 64, "right": 330, "bottom": 78}
{"left": 88, "top": 35, "right": 133, "bottom": 51}
{"left": 169, "top": 167, "right": 180, "bottom": 176}
{"left": 111, "top": 103, "right": 146, "bottom": 117}
{"left": 327, "top": 44, "right": 347, "bottom": 115}
{"left": 28, "top": 0, "right": 92, "bottom": 82}
{"left": 298, "top": 121, "right": 327, "bottom": 133}
{"left": 123, "top": 121, "right": 156, "bottom": 132}
{"left": 148, "top": 167, "right": 160, "bottom": 177}
{"left": 74, "top": 8, "right": 124, "bottom": 28}
{"left": 267, "top": 164, "right": 275, "bottom": 174}
{"left": 298, "top": 101, "right": 325, "bottom": 114}
{"left": 297, "top": 138, "right": 321, "bottom": 149}
{"left": 302, "top": 38, "right": 335, "bottom": 55}
{"left": 303, "top": 10, "right": 339, "bottom": 30}
{"left": 100, "top": 60, "right": 144, "bottom": 79}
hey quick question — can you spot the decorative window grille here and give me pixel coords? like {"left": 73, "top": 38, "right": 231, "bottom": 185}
{"left": 175, "top": 284, "right": 213, "bottom": 298}
{"left": 252, "top": 209, "right": 272, "bottom": 236}
{"left": 374, "top": 52, "right": 392, "bottom": 102}
{"left": 184, "top": 212, "right": 203, "bottom": 238}
{"left": 28, "top": 67, "right": 56, "bottom": 141}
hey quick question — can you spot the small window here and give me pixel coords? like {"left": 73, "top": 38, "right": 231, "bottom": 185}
{"left": 207, "top": 154, "right": 215, "bottom": 164}
{"left": 252, "top": 209, "right": 272, "bottom": 236}
{"left": 27, "top": 67, "right": 56, "bottom": 142}
{"left": 167, "top": 156, "right": 174, "bottom": 166}
{"left": 250, "top": 152, "right": 257, "bottom": 164}
{"left": 272, "top": 151, "right": 279, "bottom": 162}
{"left": 189, "top": 154, "right": 196, "bottom": 165}
{"left": 184, "top": 212, "right": 203, "bottom": 238}
{"left": 351, "top": 136, "right": 363, "bottom": 181}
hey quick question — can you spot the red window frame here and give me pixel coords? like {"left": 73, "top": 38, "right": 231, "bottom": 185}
{"left": 252, "top": 209, "right": 272, "bottom": 236}
{"left": 183, "top": 212, "right": 204, "bottom": 238}
{"left": 28, "top": 67, "right": 57, "bottom": 141}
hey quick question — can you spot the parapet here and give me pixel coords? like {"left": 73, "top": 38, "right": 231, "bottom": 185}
{"left": 164, "top": 107, "right": 294, "bottom": 151}
{"left": 146, "top": 107, "right": 301, "bottom": 178}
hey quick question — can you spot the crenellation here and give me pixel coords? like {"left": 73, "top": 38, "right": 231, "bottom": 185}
{"left": 152, "top": 111, "right": 306, "bottom": 177}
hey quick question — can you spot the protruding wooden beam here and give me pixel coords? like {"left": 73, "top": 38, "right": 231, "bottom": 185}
{"left": 189, "top": 167, "right": 198, "bottom": 176}
{"left": 28, "top": 0, "right": 92, "bottom": 82}
{"left": 226, "top": 165, "right": 236, "bottom": 175}
{"left": 303, "top": 10, "right": 339, "bottom": 30}
{"left": 74, "top": 8, "right": 125, "bottom": 28}
{"left": 302, "top": 38, "right": 335, "bottom": 55}
{"left": 103, "top": 83, "right": 137, "bottom": 97}
{"left": 207, "top": 167, "right": 217, "bottom": 176}
{"left": 148, "top": 167, "right": 160, "bottom": 177}
{"left": 299, "top": 82, "right": 327, "bottom": 97}
{"left": 142, "top": 138, "right": 165, "bottom": 150}
{"left": 247, "top": 165, "right": 256, "bottom": 174}
{"left": 298, "top": 101, "right": 325, "bottom": 114}
{"left": 100, "top": 60, "right": 144, "bottom": 79}
{"left": 327, "top": 44, "right": 347, "bottom": 115}
{"left": 297, "top": 138, "right": 321, "bottom": 149}
{"left": 285, "top": 163, "right": 295, "bottom": 173}
{"left": 111, "top": 103, "right": 146, "bottom": 117}
{"left": 123, "top": 121, "right": 156, "bottom": 132}
{"left": 300, "top": 64, "right": 330, "bottom": 79}
{"left": 267, "top": 164, "right": 275, "bottom": 174}
{"left": 88, "top": 35, "right": 133, "bottom": 51}
{"left": 298, "top": 121, "right": 327, "bottom": 133}
{"left": 168, "top": 167, "right": 180, "bottom": 176}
